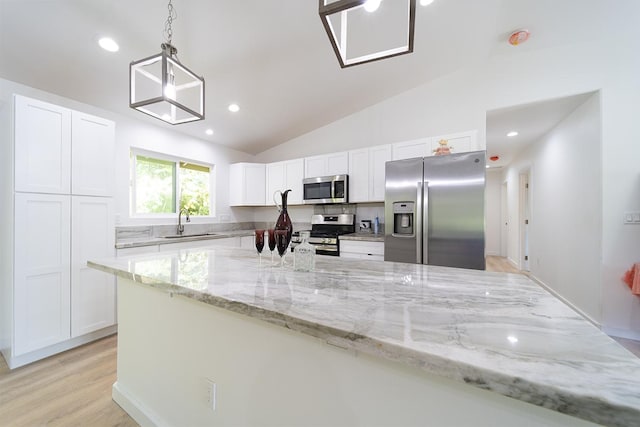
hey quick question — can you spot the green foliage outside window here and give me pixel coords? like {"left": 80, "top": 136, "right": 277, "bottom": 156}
{"left": 132, "top": 153, "right": 212, "bottom": 216}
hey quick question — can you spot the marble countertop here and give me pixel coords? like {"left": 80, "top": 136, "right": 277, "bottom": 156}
{"left": 115, "top": 229, "right": 255, "bottom": 249}
{"left": 89, "top": 247, "right": 640, "bottom": 427}
{"left": 340, "top": 232, "right": 384, "bottom": 242}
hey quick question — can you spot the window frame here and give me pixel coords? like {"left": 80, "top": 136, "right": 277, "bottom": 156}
{"left": 130, "top": 148, "right": 215, "bottom": 219}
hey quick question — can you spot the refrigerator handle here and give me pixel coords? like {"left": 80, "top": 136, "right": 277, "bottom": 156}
{"left": 416, "top": 181, "right": 423, "bottom": 264}
{"left": 423, "top": 181, "right": 429, "bottom": 265}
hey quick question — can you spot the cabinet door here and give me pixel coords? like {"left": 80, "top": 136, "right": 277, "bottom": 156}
{"left": 230, "top": 163, "right": 266, "bottom": 206}
{"left": 348, "top": 149, "right": 370, "bottom": 203}
{"left": 284, "top": 159, "right": 304, "bottom": 205}
{"left": 266, "top": 162, "right": 285, "bottom": 207}
{"left": 391, "top": 138, "right": 430, "bottom": 161}
{"left": 326, "top": 152, "right": 349, "bottom": 176}
{"left": 71, "top": 112, "right": 115, "bottom": 196}
{"left": 71, "top": 196, "right": 115, "bottom": 337}
{"left": 14, "top": 193, "right": 71, "bottom": 355}
{"left": 14, "top": 95, "right": 71, "bottom": 194}
{"left": 304, "top": 156, "right": 327, "bottom": 178}
{"left": 369, "top": 145, "right": 391, "bottom": 202}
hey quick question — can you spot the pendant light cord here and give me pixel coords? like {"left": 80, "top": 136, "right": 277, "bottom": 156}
{"left": 164, "top": 0, "right": 177, "bottom": 45}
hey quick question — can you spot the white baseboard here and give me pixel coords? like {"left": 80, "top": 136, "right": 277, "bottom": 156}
{"left": 527, "top": 274, "right": 601, "bottom": 328}
{"left": 112, "top": 382, "right": 167, "bottom": 427}
{"left": 6, "top": 325, "right": 117, "bottom": 369}
{"left": 485, "top": 251, "right": 501, "bottom": 256}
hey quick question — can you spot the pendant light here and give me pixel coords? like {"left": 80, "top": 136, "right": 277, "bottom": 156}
{"left": 319, "top": 0, "right": 416, "bottom": 68}
{"left": 129, "top": 0, "right": 205, "bottom": 124}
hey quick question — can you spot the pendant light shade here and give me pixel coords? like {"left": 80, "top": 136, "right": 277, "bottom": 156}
{"left": 129, "top": 1, "right": 204, "bottom": 125}
{"left": 319, "top": 0, "right": 416, "bottom": 68}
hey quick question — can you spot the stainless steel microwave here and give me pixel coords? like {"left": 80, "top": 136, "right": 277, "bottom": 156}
{"left": 302, "top": 175, "right": 348, "bottom": 204}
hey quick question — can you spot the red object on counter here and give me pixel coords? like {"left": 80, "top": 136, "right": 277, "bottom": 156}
{"left": 623, "top": 263, "right": 640, "bottom": 295}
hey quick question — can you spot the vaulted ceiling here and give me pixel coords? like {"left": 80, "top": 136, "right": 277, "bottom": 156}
{"left": 0, "top": 0, "right": 610, "bottom": 155}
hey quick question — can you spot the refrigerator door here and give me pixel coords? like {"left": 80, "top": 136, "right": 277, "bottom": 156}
{"left": 384, "top": 157, "right": 423, "bottom": 263}
{"left": 423, "top": 151, "right": 486, "bottom": 270}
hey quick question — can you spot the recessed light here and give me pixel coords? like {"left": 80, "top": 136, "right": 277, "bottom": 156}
{"left": 205, "top": 129, "right": 214, "bottom": 136}
{"left": 420, "top": 0, "right": 435, "bottom": 5}
{"left": 507, "top": 131, "right": 519, "bottom": 137}
{"left": 364, "top": 0, "right": 381, "bottom": 12}
{"left": 228, "top": 103, "right": 240, "bottom": 113}
{"left": 98, "top": 37, "right": 119, "bottom": 52}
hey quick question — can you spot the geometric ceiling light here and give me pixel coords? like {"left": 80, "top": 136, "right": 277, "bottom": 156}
{"left": 129, "top": 0, "right": 205, "bottom": 124}
{"left": 319, "top": 0, "right": 416, "bottom": 68}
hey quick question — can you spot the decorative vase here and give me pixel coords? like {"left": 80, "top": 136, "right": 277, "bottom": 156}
{"left": 274, "top": 189, "right": 293, "bottom": 248}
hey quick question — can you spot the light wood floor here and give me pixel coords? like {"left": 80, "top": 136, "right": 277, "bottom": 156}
{"left": 485, "top": 255, "right": 522, "bottom": 274}
{"left": 0, "top": 335, "right": 138, "bottom": 427}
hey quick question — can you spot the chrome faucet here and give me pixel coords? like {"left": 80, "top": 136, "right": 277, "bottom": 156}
{"left": 177, "top": 208, "right": 190, "bottom": 235}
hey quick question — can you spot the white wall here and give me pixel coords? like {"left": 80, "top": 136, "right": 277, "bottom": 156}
{"left": 254, "top": 7, "right": 640, "bottom": 337}
{"left": 0, "top": 78, "right": 256, "bottom": 228}
{"left": 504, "top": 93, "right": 602, "bottom": 324}
{"left": 485, "top": 170, "right": 502, "bottom": 256}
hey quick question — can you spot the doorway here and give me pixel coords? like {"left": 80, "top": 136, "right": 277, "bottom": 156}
{"left": 500, "top": 181, "right": 508, "bottom": 257}
{"left": 519, "top": 171, "right": 530, "bottom": 272}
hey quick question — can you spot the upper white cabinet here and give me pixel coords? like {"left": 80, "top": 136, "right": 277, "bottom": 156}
{"left": 429, "top": 130, "right": 478, "bottom": 156}
{"left": 14, "top": 95, "right": 71, "bottom": 194}
{"left": 14, "top": 95, "right": 115, "bottom": 197}
{"left": 71, "top": 112, "right": 115, "bottom": 197}
{"left": 266, "top": 159, "right": 304, "bottom": 206}
{"left": 14, "top": 193, "right": 71, "bottom": 356}
{"left": 348, "top": 145, "right": 391, "bottom": 203}
{"left": 71, "top": 196, "right": 115, "bottom": 337}
{"left": 304, "top": 152, "right": 348, "bottom": 178}
{"left": 391, "top": 138, "right": 430, "bottom": 161}
{"left": 229, "top": 163, "right": 266, "bottom": 206}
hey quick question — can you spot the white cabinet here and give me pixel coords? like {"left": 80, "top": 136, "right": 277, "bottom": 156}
{"left": 14, "top": 95, "right": 71, "bottom": 194}
{"left": 117, "top": 245, "right": 160, "bottom": 256}
{"left": 3, "top": 95, "right": 116, "bottom": 369}
{"left": 429, "top": 130, "right": 478, "bottom": 156}
{"left": 14, "top": 193, "right": 71, "bottom": 356}
{"left": 71, "top": 196, "right": 115, "bottom": 337}
{"left": 229, "top": 163, "right": 266, "bottom": 206}
{"left": 266, "top": 159, "right": 304, "bottom": 205}
{"left": 304, "top": 152, "right": 348, "bottom": 178}
{"left": 392, "top": 138, "right": 430, "bottom": 161}
{"left": 340, "top": 240, "right": 384, "bottom": 261}
{"left": 71, "top": 112, "right": 115, "bottom": 197}
{"left": 348, "top": 145, "right": 391, "bottom": 203}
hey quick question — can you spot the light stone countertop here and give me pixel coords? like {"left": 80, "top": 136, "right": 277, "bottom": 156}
{"left": 340, "top": 232, "right": 384, "bottom": 242}
{"left": 115, "top": 229, "right": 255, "bottom": 249}
{"left": 88, "top": 246, "right": 640, "bottom": 427}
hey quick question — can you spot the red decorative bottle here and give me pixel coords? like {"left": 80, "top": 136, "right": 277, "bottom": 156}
{"left": 274, "top": 189, "right": 293, "bottom": 247}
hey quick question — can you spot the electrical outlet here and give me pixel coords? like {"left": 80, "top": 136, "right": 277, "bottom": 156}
{"left": 624, "top": 212, "right": 640, "bottom": 224}
{"left": 204, "top": 378, "right": 216, "bottom": 411}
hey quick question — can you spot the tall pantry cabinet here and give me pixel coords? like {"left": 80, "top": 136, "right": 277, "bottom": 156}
{"left": 2, "top": 95, "right": 116, "bottom": 369}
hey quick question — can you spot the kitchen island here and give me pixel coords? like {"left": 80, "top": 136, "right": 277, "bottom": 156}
{"left": 89, "top": 247, "right": 640, "bottom": 427}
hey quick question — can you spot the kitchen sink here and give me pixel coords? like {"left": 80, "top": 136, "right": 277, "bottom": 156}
{"left": 161, "top": 233, "right": 217, "bottom": 239}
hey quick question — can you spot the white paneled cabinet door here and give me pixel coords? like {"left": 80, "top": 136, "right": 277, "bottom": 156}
{"left": 348, "top": 149, "right": 370, "bottom": 203}
{"left": 326, "top": 152, "right": 349, "bottom": 176}
{"left": 392, "top": 138, "right": 430, "bottom": 160}
{"left": 266, "top": 162, "right": 285, "bottom": 207}
{"left": 429, "top": 130, "right": 478, "bottom": 156}
{"left": 369, "top": 144, "right": 391, "bottom": 201}
{"left": 14, "top": 193, "right": 71, "bottom": 356}
{"left": 229, "top": 163, "right": 265, "bottom": 206}
{"left": 284, "top": 159, "right": 304, "bottom": 205}
{"left": 71, "top": 196, "right": 115, "bottom": 337}
{"left": 304, "top": 152, "right": 348, "bottom": 178}
{"left": 71, "top": 112, "right": 115, "bottom": 196}
{"left": 14, "top": 95, "right": 71, "bottom": 194}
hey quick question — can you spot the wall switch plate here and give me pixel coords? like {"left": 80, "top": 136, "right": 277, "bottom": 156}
{"left": 623, "top": 212, "right": 640, "bottom": 224}
{"left": 204, "top": 378, "right": 216, "bottom": 411}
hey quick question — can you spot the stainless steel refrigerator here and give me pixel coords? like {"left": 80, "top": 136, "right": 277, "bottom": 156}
{"left": 384, "top": 151, "right": 486, "bottom": 270}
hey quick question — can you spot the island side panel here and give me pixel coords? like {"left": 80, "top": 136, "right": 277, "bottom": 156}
{"left": 114, "top": 277, "right": 598, "bottom": 427}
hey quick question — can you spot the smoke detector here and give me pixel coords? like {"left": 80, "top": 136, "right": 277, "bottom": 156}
{"left": 508, "top": 29, "right": 530, "bottom": 46}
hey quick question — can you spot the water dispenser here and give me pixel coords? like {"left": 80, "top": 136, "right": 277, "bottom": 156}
{"left": 393, "top": 202, "right": 414, "bottom": 236}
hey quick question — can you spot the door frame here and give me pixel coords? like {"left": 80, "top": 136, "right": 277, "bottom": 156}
{"left": 518, "top": 169, "right": 531, "bottom": 271}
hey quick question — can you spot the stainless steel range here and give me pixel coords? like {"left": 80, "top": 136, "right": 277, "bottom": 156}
{"left": 291, "top": 214, "right": 355, "bottom": 256}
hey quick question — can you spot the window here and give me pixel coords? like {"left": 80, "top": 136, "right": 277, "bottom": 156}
{"left": 131, "top": 150, "right": 213, "bottom": 217}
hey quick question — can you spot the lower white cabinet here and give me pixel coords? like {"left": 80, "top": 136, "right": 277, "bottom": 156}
{"left": 71, "top": 196, "right": 115, "bottom": 337}
{"left": 14, "top": 193, "right": 71, "bottom": 356}
{"left": 340, "top": 240, "right": 384, "bottom": 261}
